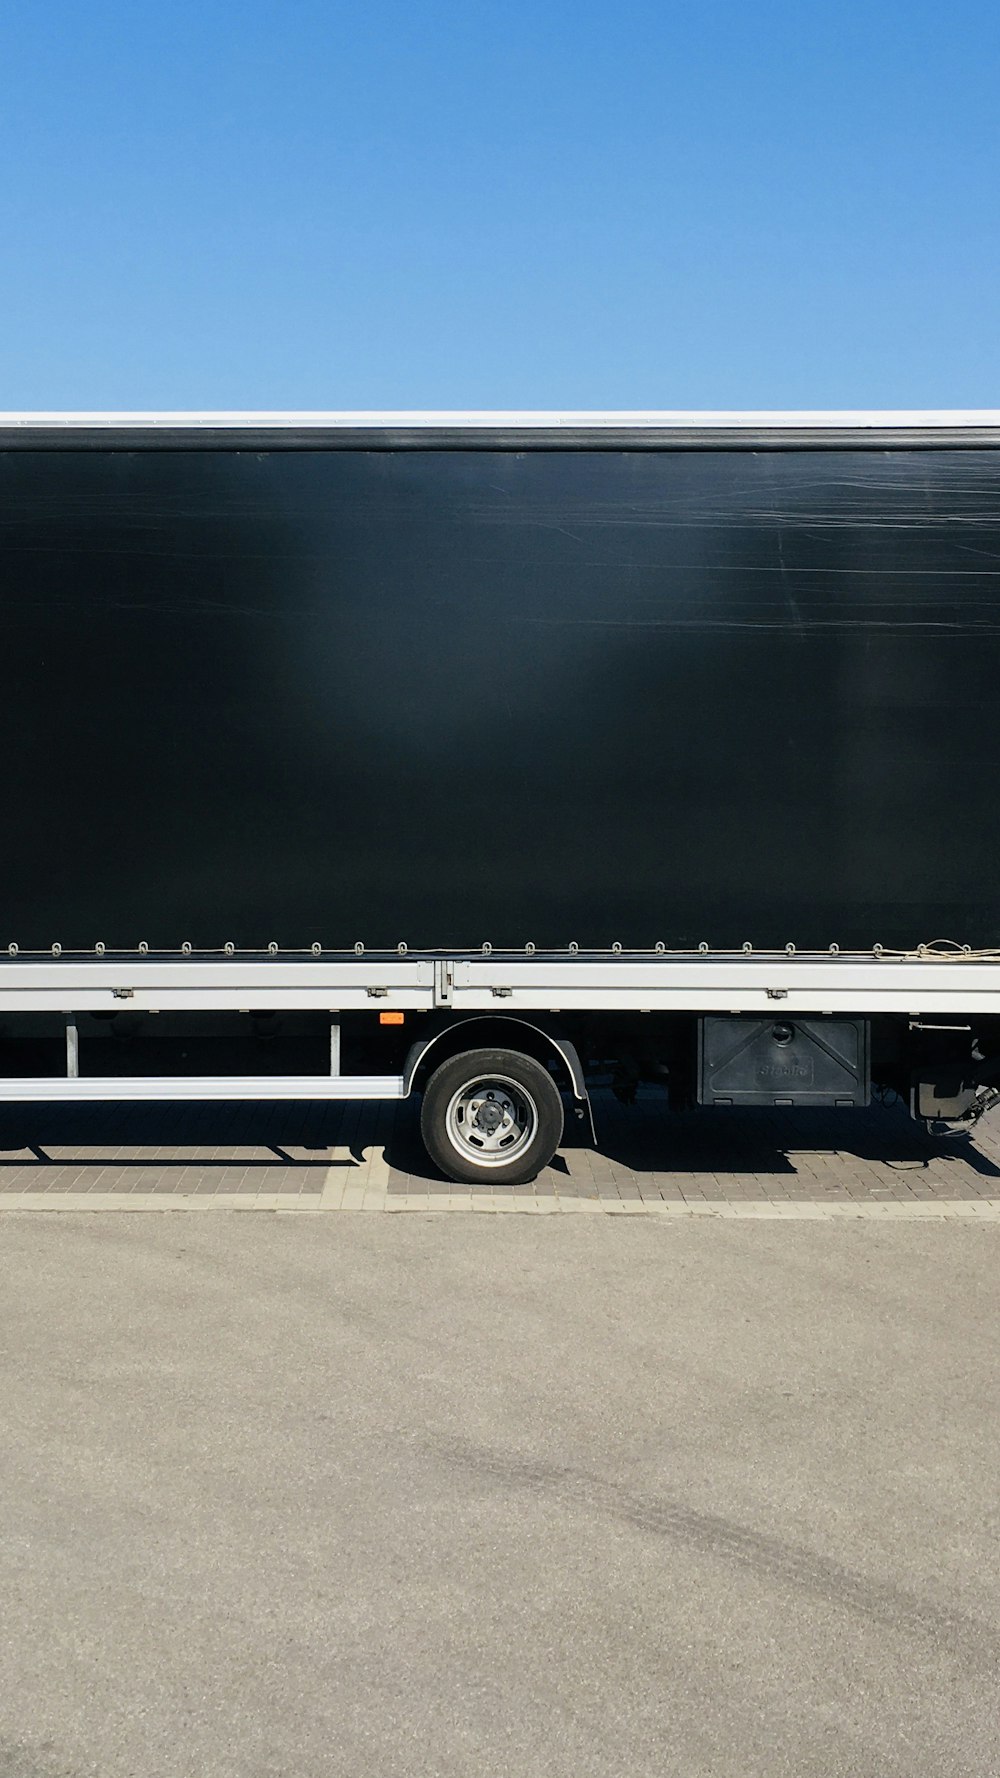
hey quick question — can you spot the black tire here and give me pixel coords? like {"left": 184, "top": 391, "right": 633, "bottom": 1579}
{"left": 420, "top": 1047, "right": 564, "bottom": 1186}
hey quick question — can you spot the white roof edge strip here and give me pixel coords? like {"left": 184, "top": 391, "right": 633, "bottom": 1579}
{"left": 0, "top": 410, "right": 999, "bottom": 429}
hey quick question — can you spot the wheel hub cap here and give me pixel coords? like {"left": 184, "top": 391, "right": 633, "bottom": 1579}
{"left": 445, "top": 1075, "right": 539, "bottom": 1167}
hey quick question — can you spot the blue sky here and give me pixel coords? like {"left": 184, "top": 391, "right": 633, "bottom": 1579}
{"left": 0, "top": 1, "right": 997, "bottom": 409}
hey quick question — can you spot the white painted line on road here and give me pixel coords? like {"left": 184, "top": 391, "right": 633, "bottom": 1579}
{"left": 319, "top": 1148, "right": 360, "bottom": 1208}
{"left": 2, "top": 1193, "right": 1000, "bottom": 1218}
{"left": 361, "top": 1143, "right": 391, "bottom": 1209}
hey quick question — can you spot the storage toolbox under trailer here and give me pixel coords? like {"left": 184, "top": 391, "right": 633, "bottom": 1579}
{"left": 2, "top": 410, "right": 1000, "bottom": 1182}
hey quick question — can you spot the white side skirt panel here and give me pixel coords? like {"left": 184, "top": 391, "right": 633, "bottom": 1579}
{"left": 0, "top": 1075, "right": 406, "bottom": 1103}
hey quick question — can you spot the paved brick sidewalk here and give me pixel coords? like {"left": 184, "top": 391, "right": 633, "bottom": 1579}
{"left": 1, "top": 1089, "right": 999, "bottom": 1215}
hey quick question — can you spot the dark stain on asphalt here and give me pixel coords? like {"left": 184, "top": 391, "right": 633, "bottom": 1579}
{"left": 434, "top": 1438, "right": 1000, "bottom": 1668}
{"left": 0, "top": 1738, "right": 82, "bottom": 1778}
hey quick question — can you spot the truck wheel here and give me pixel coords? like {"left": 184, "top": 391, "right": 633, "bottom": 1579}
{"left": 420, "top": 1047, "right": 564, "bottom": 1186}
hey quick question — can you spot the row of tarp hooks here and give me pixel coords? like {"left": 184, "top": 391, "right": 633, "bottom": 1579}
{"left": 3, "top": 940, "right": 986, "bottom": 960}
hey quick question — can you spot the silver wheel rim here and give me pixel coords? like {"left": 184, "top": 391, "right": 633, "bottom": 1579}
{"left": 444, "top": 1074, "right": 539, "bottom": 1168}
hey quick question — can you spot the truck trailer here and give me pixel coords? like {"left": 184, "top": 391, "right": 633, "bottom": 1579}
{"left": 2, "top": 409, "right": 1000, "bottom": 1184}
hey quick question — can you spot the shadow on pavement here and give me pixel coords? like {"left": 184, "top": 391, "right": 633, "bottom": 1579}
{"left": 0, "top": 1091, "right": 997, "bottom": 1185}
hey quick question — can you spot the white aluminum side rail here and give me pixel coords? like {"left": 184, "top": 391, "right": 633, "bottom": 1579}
{"left": 0, "top": 959, "right": 435, "bottom": 1014}
{"left": 2, "top": 952, "right": 1000, "bottom": 1015}
{"left": 1, "top": 960, "right": 996, "bottom": 1017}
{"left": 445, "top": 954, "right": 1000, "bottom": 1015}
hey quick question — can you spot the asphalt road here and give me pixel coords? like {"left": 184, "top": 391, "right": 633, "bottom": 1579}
{"left": 2, "top": 1214, "right": 998, "bottom": 1778}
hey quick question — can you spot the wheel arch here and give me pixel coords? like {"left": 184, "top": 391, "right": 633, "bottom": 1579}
{"left": 403, "top": 1015, "right": 589, "bottom": 1105}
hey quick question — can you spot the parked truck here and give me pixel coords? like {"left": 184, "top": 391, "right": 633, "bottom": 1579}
{"left": 2, "top": 409, "right": 1000, "bottom": 1183}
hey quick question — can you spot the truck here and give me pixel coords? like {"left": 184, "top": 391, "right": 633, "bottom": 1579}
{"left": 2, "top": 408, "right": 1000, "bottom": 1184}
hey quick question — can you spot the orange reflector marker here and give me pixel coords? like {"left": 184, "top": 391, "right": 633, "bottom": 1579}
{"left": 379, "top": 1011, "right": 405, "bottom": 1025}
